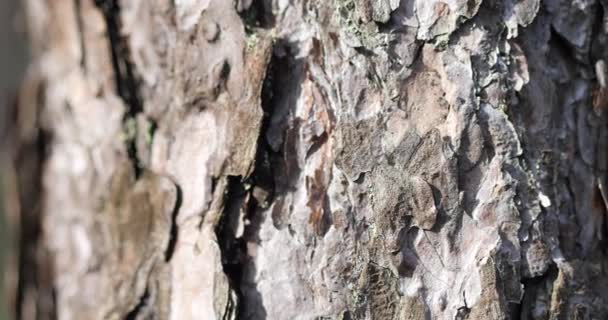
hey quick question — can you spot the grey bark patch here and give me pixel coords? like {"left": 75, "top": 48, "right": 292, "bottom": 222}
{"left": 371, "top": 0, "right": 393, "bottom": 23}
{"left": 479, "top": 103, "right": 522, "bottom": 159}
{"left": 335, "top": 118, "right": 384, "bottom": 181}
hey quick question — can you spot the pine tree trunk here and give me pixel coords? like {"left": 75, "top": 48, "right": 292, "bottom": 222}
{"left": 10, "top": 0, "right": 608, "bottom": 319}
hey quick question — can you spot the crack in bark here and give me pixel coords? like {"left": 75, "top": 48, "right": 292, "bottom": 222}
{"left": 215, "top": 46, "right": 281, "bottom": 318}
{"left": 124, "top": 286, "right": 149, "bottom": 320}
{"left": 74, "top": 0, "right": 87, "bottom": 70}
{"left": 95, "top": 0, "right": 143, "bottom": 178}
{"left": 238, "top": 0, "right": 275, "bottom": 30}
{"left": 215, "top": 175, "right": 249, "bottom": 318}
{"left": 217, "top": 175, "right": 247, "bottom": 282}
{"left": 13, "top": 81, "right": 57, "bottom": 320}
{"left": 217, "top": 171, "right": 272, "bottom": 318}
{"left": 518, "top": 263, "right": 558, "bottom": 319}
{"left": 164, "top": 184, "right": 182, "bottom": 262}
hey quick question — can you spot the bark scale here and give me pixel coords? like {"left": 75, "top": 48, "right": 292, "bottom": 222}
{"left": 9, "top": 0, "right": 608, "bottom": 319}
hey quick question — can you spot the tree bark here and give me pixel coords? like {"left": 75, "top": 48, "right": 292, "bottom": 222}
{"left": 10, "top": 0, "right": 608, "bottom": 319}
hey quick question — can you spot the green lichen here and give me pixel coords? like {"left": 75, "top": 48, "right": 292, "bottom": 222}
{"left": 430, "top": 33, "right": 450, "bottom": 51}
{"left": 246, "top": 33, "right": 260, "bottom": 52}
{"left": 122, "top": 117, "right": 137, "bottom": 142}
{"left": 332, "top": 0, "right": 388, "bottom": 49}
{"left": 143, "top": 118, "right": 157, "bottom": 147}
{"left": 368, "top": 222, "right": 379, "bottom": 240}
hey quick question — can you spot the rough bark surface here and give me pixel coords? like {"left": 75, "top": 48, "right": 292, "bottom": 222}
{"left": 11, "top": 0, "right": 608, "bottom": 319}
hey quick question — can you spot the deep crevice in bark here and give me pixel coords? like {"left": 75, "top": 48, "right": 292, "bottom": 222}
{"left": 217, "top": 175, "right": 247, "bottom": 292}
{"left": 238, "top": 0, "right": 275, "bottom": 31}
{"left": 164, "top": 184, "right": 182, "bottom": 262}
{"left": 216, "top": 47, "right": 283, "bottom": 318}
{"left": 260, "top": 42, "right": 307, "bottom": 231}
{"left": 13, "top": 90, "right": 56, "bottom": 320}
{"left": 74, "top": 0, "right": 87, "bottom": 70}
{"left": 124, "top": 286, "right": 149, "bottom": 320}
{"left": 549, "top": 27, "right": 582, "bottom": 66}
{"left": 217, "top": 174, "right": 266, "bottom": 318}
{"left": 590, "top": 1, "right": 605, "bottom": 64}
{"left": 95, "top": 0, "right": 143, "bottom": 178}
{"left": 518, "top": 263, "right": 558, "bottom": 319}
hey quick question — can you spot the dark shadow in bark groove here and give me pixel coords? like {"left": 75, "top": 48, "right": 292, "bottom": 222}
{"left": 233, "top": 48, "right": 290, "bottom": 320}
{"left": 238, "top": 0, "right": 275, "bottom": 31}
{"left": 217, "top": 175, "right": 248, "bottom": 285}
{"left": 164, "top": 184, "right": 182, "bottom": 262}
{"left": 217, "top": 175, "right": 269, "bottom": 319}
{"left": 236, "top": 41, "right": 308, "bottom": 320}
{"left": 12, "top": 88, "right": 57, "bottom": 319}
{"left": 263, "top": 42, "right": 306, "bottom": 230}
{"left": 518, "top": 263, "right": 558, "bottom": 320}
{"left": 124, "top": 286, "right": 149, "bottom": 320}
{"left": 214, "top": 42, "right": 298, "bottom": 320}
{"left": 215, "top": 175, "right": 250, "bottom": 317}
{"left": 396, "top": 227, "right": 420, "bottom": 278}
{"left": 95, "top": 0, "right": 144, "bottom": 178}
{"left": 74, "top": 0, "right": 87, "bottom": 70}
{"left": 239, "top": 194, "right": 268, "bottom": 320}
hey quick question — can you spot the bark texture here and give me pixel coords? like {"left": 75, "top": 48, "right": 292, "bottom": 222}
{"left": 11, "top": 0, "right": 608, "bottom": 319}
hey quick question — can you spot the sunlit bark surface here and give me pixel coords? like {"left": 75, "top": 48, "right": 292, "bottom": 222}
{"left": 11, "top": 0, "right": 608, "bottom": 319}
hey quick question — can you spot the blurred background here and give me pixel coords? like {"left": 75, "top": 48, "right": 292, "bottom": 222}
{"left": 1, "top": 0, "right": 28, "bottom": 319}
